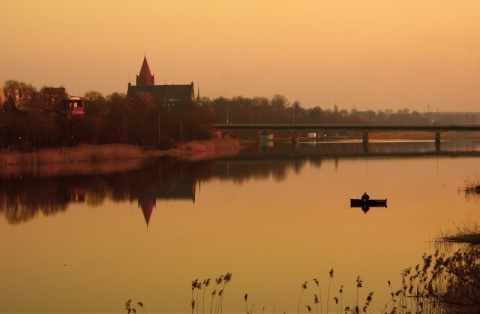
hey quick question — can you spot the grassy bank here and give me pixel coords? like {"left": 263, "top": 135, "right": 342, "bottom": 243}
{"left": 0, "top": 144, "right": 148, "bottom": 165}
{"left": 0, "top": 139, "right": 242, "bottom": 166}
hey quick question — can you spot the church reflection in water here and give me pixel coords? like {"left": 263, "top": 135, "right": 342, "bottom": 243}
{"left": 0, "top": 157, "right": 200, "bottom": 225}
{"left": 1, "top": 139, "right": 479, "bottom": 225}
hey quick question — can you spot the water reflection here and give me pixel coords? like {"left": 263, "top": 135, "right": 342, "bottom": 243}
{"left": 2, "top": 140, "right": 480, "bottom": 313}
{"left": 350, "top": 196, "right": 388, "bottom": 214}
{"left": 1, "top": 140, "right": 479, "bottom": 225}
{"left": 0, "top": 158, "right": 200, "bottom": 225}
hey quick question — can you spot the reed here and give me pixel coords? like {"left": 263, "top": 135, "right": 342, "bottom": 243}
{"left": 379, "top": 242, "right": 480, "bottom": 314}
{"left": 188, "top": 271, "right": 379, "bottom": 314}
{"left": 297, "top": 281, "right": 307, "bottom": 314}
{"left": 326, "top": 268, "right": 333, "bottom": 314}
{"left": 437, "top": 219, "right": 480, "bottom": 245}
{"left": 355, "top": 275, "right": 362, "bottom": 313}
{"left": 191, "top": 279, "right": 200, "bottom": 314}
{"left": 0, "top": 144, "right": 147, "bottom": 165}
{"left": 312, "top": 278, "right": 322, "bottom": 314}
{"left": 460, "top": 174, "right": 480, "bottom": 202}
{"left": 125, "top": 299, "right": 146, "bottom": 314}
{"left": 128, "top": 256, "right": 479, "bottom": 313}
{"left": 218, "top": 273, "right": 232, "bottom": 314}
{"left": 203, "top": 278, "right": 211, "bottom": 314}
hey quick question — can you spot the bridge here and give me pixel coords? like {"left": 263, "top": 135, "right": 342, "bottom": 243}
{"left": 213, "top": 124, "right": 480, "bottom": 145}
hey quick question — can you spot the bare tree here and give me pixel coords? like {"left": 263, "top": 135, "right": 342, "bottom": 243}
{"left": 2, "top": 80, "right": 37, "bottom": 111}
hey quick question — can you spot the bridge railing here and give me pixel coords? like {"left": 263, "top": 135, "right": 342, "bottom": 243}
{"left": 213, "top": 124, "right": 480, "bottom": 132}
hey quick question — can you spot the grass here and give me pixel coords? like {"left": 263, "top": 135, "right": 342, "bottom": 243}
{"left": 185, "top": 237, "right": 480, "bottom": 314}
{"left": 187, "top": 271, "right": 376, "bottom": 314}
{"left": 0, "top": 139, "right": 243, "bottom": 166}
{"left": 437, "top": 219, "right": 480, "bottom": 245}
{"left": 0, "top": 144, "right": 148, "bottom": 165}
{"left": 191, "top": 272, "right": 233, "bottom": 314}
{"left": 125, "top": 241, "right": 479, "bottom": 314}
{"left": 125, "top": 299, "right": 146, "bottom": 314}
{"left": 460, "top": 173, "right": 480, "bottom": 202}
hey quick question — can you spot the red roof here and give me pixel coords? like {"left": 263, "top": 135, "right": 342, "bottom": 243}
{"left": 136, "top": 57, "right": 155, "bottom": 86}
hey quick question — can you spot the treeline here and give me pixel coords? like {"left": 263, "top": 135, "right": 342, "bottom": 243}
{"left": 1, "top": 79, "right": 479, "bottom": 149}
{"left": 204, "top": 94, "right": 480, "bottom": 125}
{"left": 0, "top": 80, "right": 215, "bottom": 149}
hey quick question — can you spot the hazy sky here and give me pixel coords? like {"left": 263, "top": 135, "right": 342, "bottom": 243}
{"left": 2, "top": 0, "right": 479, "bottom": 112}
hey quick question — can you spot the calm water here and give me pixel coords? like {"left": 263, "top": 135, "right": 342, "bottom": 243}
{"left": 1, "top": 140, "right": 480, "bottom": 313}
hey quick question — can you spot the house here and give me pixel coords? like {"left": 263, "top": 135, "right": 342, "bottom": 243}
{"left": 64, "top": 96, "right": 84, "bottom": 118}
{"left": 127, "top": 56, "right": 196, "bottom": 108}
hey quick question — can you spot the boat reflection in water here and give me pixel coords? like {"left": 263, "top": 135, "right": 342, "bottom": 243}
{"left": 350, "top": 196, "right": 388, "bottom": 214}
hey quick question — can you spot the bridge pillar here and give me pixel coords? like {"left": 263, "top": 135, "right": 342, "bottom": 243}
{"left": 291, "top": 132, "right": 298, "bottom": 151}
{"left": 435, "top": 132, "right": 441, "bottom": 151}
{"left": 291, "top": 132, "right": 298, "bottom": 144}
{"left": 363, "top": 133, "right": 369, "bottom": 145}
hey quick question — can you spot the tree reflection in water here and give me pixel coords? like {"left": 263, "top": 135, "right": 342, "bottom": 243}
{"left": 1, "top": 140, "right": 479, "bottom": 225}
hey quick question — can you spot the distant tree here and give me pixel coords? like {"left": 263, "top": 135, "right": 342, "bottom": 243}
{"left": 2, "top": 80, "right": 37, "bottom": 111}
{"left": 36, "top": 86, "right": 68, "bottom": 111}
{"left": 307, "top": 106, "right": 322, "bottom": 123}
{"left": 84, "top": 90, "right": 108, "bottom": 117}
{"left": 0, "top": 87, "right": 5, "bottom": 106}
{"left": 334, "top": 103, "right": 339, "bottom": 123}
{"left": 271, "top": 94, "right": 289, "bottom": 109}
{"left": 291, "top": 101, "right": 301, "bottom": 124}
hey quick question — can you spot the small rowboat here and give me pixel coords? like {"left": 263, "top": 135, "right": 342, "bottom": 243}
{"left": 350, "top": 199, "right": 387, "bottom": 207}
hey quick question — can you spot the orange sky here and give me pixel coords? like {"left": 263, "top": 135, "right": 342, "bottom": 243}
{"left": 2, "top": 0, "right": 479, "bottom": 112}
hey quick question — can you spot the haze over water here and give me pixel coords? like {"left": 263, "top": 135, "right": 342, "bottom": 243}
{"left": 1, "top": 140, "right": 480, "bottom": 313}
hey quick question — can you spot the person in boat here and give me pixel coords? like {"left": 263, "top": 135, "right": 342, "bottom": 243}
{"left": 361, "top": 192, "right": 369, "bottom": 201}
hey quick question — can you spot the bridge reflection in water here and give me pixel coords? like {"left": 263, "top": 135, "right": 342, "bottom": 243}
{"left": 242, "top": 139, "right": 480, "bottom": 162}
{"left": 1, "top": 140, "right": 479, "bottom": 226}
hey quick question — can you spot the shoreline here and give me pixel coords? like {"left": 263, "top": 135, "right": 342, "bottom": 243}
{"left": 0, "top": 139, "right": 244, "bottom": 178}
{"left": 0, "top": 138, "right": 243, "bottom": 166}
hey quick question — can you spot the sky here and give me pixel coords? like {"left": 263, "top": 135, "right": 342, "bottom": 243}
{"left": 1, "top": 0, "right": 480, "bottom": 112}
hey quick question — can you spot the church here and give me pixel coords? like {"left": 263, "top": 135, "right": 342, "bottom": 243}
{"left": 127, "top": 56, "right": 196, "bottom": 107}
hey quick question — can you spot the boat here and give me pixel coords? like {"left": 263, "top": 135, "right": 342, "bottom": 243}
{"left": 350, "top": 198, "right": 387, "bottom": 213}
{"left": 350, "top": 199, "right": 387, "bottom": 207}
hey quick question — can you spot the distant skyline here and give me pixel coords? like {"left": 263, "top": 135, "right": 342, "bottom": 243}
{"left": 2, "top": 0, "right": 479, "bottom": 112}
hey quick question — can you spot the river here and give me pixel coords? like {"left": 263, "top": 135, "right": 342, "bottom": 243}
{"left": 1, "top": 139, "right": 480, "bottom": 313}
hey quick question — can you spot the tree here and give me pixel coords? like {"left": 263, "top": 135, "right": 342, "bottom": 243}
{"left": 37, "top": 86, "right": 68, "bottom": 111}
{"left": 84, "top": 90, "right": 108, "bottom": 116}
{"left": 271, "top": 94, "right": 289, "bottom": 109}
{"left": 2, "top": 80, "right": 37, "bottom": 111}
{"left": 291, "top": 101, "right": 301, "bottom": 124}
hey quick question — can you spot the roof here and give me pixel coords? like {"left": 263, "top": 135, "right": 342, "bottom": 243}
{"left": 136, "top": 56, "right": 155, "bottom": 86}
{"left": 128, "top": 84, "right": 195, "bottom": 103}
{"left": 128, "top": 56, "right": 196, "bottom": 104}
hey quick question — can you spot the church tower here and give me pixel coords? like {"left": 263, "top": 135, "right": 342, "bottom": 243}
{"left": 136, "top": 56, "right": 155, "bottom": 86}
{"left": 128, "top": 55, "right": 195, "bottom": 108}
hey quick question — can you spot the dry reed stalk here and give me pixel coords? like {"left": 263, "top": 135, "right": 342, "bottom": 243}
{"left": 0, "top": 144, "right": 145, "bottom": 166}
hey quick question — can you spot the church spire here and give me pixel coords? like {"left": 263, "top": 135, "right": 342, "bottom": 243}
{"left": 196, "top": 83, "right": 201, "bottom": 102}
{"left": 136, "top": 56, "right": 155, "bottom": 86}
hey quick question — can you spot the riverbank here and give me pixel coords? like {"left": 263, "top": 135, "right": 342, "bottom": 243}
{"left": 0, "top": 138, "right": 243, "bottom": 166}
{"left": 0, "top": 139, "right": 244, "bottom": 178}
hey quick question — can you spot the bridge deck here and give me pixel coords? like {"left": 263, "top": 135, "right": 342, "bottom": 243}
{"left": 213, "top": 124, "right": 480, "bottom": 132}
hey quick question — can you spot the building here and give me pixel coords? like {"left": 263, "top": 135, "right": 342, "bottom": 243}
{"left": 127, "top": 56, "right": 196, "bottom": 108}
{"left": 64, "top": 96, "right": 85, "bottom": 118}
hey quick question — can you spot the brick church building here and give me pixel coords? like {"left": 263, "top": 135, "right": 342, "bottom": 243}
{"left": 127, "top": 56, "right": 196, "bottom": 108}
